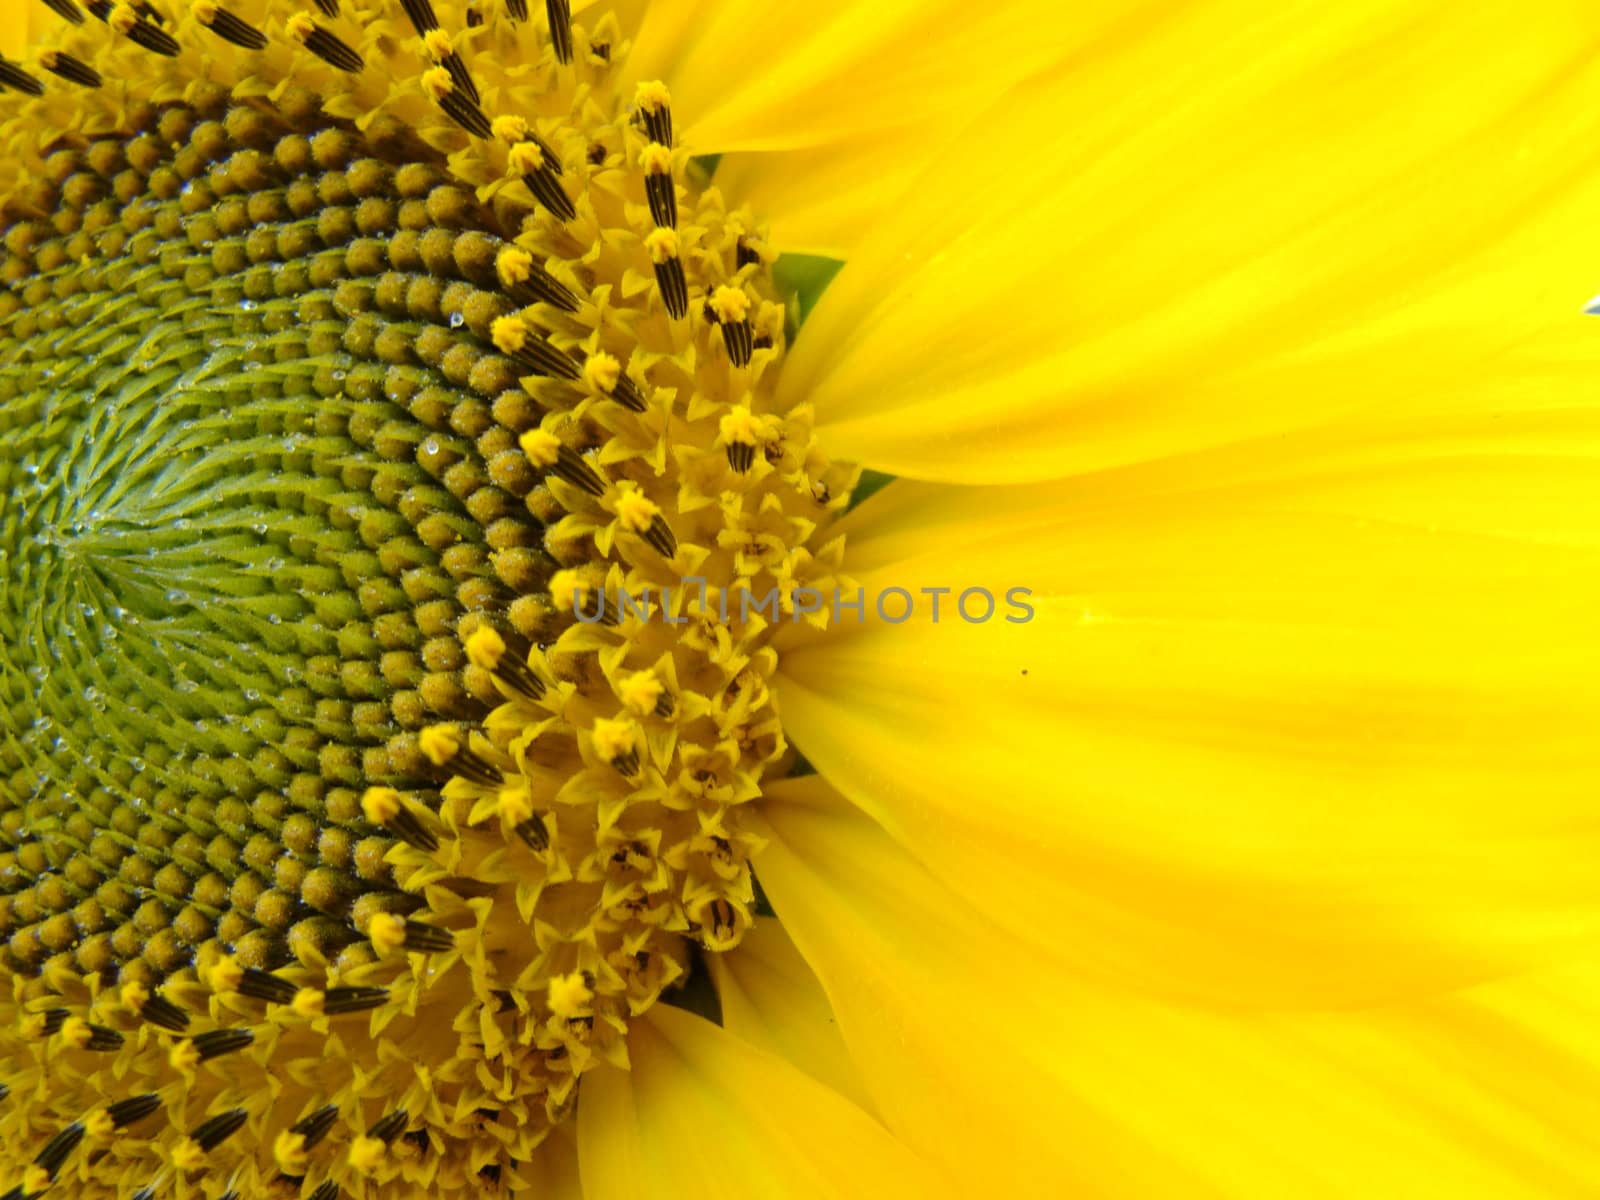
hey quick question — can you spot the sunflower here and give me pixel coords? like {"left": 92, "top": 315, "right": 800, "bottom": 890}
{"left": 4, "top": 0, "right": 1600, "bottom": 1196}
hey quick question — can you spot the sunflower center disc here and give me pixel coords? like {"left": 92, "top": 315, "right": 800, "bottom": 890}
{"left": 0, "top": 5, "right": 854, "bottom": 1193}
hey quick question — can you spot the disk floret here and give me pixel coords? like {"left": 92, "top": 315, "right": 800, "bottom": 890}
{"left": 0, "top": 0, "right": 854, "bottom": 1195}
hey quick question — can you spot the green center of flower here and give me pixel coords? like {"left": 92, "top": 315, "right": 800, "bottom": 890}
{"left": 0, "top": 3, "right": 854, "bottom": 1195}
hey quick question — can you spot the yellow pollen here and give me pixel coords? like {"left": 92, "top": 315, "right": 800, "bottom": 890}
{"left": 546, "top": 972, "right": 593, "bottom": 1018}
{"left": 491, "top": 114, "right": 530, "bottom": 143}
{"left": 584, "top": 351, "right": 622, "bottom": 393}
{"left": 108, "top": 3, "right": 138, "bottom": 33}
{"left": 465, "top": 625, "right": 507, "bottom": 671}
{"left": 118, "top": 980, "right": 149, "bottom": 1012}
{"left": 23, "top": 1167, "right": 51, "bottom": 1195}
{"left": 549, "top": 568, "right": 583, "bottom": 613}
{"left": 498, "top": 783, "right": 534, "bottom": 824}
{"left": 171, "top": 1138, "right": 206, "bottom": 1172}
{"left": 614, "top": 486, "right": 661, "bottom": 534}
{"left": 207, "top": 956, "right": 245, "bottom": 994}
{"left": 418, "top": 724, "right": 460, "bottom": 766}
{"left": 492, "top": 313, "right": 530, "bottom": 355}
{"left": 85, "top": 1110, "right": 116, "bottom": 1141}
{"left": 169, "top": 1039, "right": 201, "bottom": 1074}
{"left": 292, "top": 987, "right": 327, "bottom": 1018}
{"left": 643, "top": 226, "right": 679, "bottom": 263}
{"left": 638, "top": 143, "right": 673, "bottom": 175}
{"left": 369, "top": 912, "right": 408, "bottom": 955}
{"left": 192, "top": 0, "right": 218, "bottom": 21}
{"left": 591, "top": 716, "right": 640, "bottom": 764}
{"left": 709, "top": 285, "right": 750, "bottom": 324}
{"left": 496, "top": 245, "right": 535, "bottom": 285}
{"left": 520, "top": 427, "right": 563, "bottom": 468}
{"left": 508, "top": 141, "right": 546, "bottom": 175}
{"left": 362, "top": 785, "right": 403, "bottom": 824}
{"left": 619, "top": 670, "right": 664, "bottom": 717}
{"left": 634, "top": 80, "right": 671, "bottom": 113}
{"left": 285, "top": 11, "right": 317, "bottom": 42}
{"left": 421, "top": 65, "right": 455, "bottom": 101}
{"left": 422, "top": 27, "right": 453, "bottom": 58}
{"left": 719, "top": 406, "right": 763, "bottom": 447}
{"left": 59, "top": 1015, "right": 93, "bottom": 1049}
{"left": 349, "top": 1135, "right": 387, "bottom": 1173}
{"left": 274, "top": 1130, "right": 310, "bottom": 1174}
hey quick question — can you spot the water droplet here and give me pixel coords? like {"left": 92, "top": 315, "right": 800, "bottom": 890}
{"left": 448, "top": 311, "right": 465, "bottom": 328}
{"left": 239, "top": 298, "right": 257, "bottom": 312}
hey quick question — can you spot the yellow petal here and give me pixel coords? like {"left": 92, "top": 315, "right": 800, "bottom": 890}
{"left": 0, "top": 0, "right": 40, "bottom": 58}
{"left": 523, "top": 1126, "right": 584, "bottom": 1199}
{"left": 711, "top": 128, "right": 928, "bottom": 258}
{"left": 776, "top": 411, "right": 1600, "bottom": 1006}
{"left": 629, "top": 0, "right": 1088, "bottom": 154}
{"left": 706, "top": 917, "right": 875, "bottom": 1113}
{"left": 779, "top": 2, "right": 1600, "bottom": 483}
{"left": 754, "top": 779, "right": 1600, "bottom": 1196}
{"left": 577, "top": 1004, "right": 950, "bottom": 1199}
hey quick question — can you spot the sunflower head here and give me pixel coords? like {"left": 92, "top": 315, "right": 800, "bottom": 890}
{"left": 0, "top": 1, "right": 853, "bottom": 1192}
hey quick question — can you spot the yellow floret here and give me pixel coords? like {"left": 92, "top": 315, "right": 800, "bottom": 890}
{"left": 546, "top": 972, "right": 593, "bottom": 1018}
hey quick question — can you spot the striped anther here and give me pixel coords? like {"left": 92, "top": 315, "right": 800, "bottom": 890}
{"left": 40, "top": 50, "right": 103, "bottom": 87}
{"left": 366, "top": 1110, "right": 409, "bottom": 1143}
{"left": 399, "top": 919, "right": 455, "bottom": 952}
{"left": 32, "top": 1122, "right": 86, "bottom": 1175}
{"left": 492, "top": 316, "right": 581, "bottom": 380}
{"left": 708, "top": 286, "right": 754, "bottom": 366}
{"left": 290, "top": 1104, "right": 341, "bottom": 1149}
{"left": 106, "top": 1095, "right": 163, "bottom": 1129}
{"left": 423, "top": 67, "right": 493, "bottom": 137}
{"left": 362, "top": 786, "right": 440, "bottom": 852}
{"left": 635, "top": 80, "right": 672, "bottom": 146}
{"left": 136, "top": 991, "right": 190, "bottom": 1032}
{"left": 584, "top": 352, "right": 646, "bottom": 412}
{"left": 323, "top": 986, "right": 390, "bottom": 1015}
{"left": 63, "top": 1018, "right": 124, "bottom": 1051}
{"left": 289, "top": 14, "right": 364, "bottom": 73}
{"left": 515, "top": 818, "right": 549, "bottom": 851}
{"left": 40, "top": 0, "right": 86, "bottom": 22}
{"left": 235, "top": 967, "right": 300, "bottom": 1004}
{"left": 644, "top": 228, "right": 688, "bottom": 318}
{"left": 495, "top": 245, "right": 579, "bottom": 312}
{"left": 639, "top": 143, "right": 677, "bottom": 228}
{"left": 545, "top": 0, "right": 571, "bottom": 63}
{"left": 548, "top": 444, "right": 607, "bottom": 497}
{"left": 441, "top": 51, "right": 479, "bottom": 105}
{"left": 189, "top": 1108, "right": 249, "bottom": 1153}
{"left": 110, "top": 6, "right": 181, "bottom": 56}
{"left": 190, "top": 1028, "right": 256, "bottom": 1062}
{"left": 400, "top": 0, "right": 437, "bottom": 32}
{"left": 519, "top": 157, "right": 576, "bottom": 221}
{"left": 465, "top": 626, "right": 548, "bottom": 700}
{"left": 196, "top": 3, "right": 269, "bottom": 49}
{"left": 0, "top": 59, "right": 44, "bottom": 95}
{"left": 506, "top": 0, "right": 526, "bottom": 19}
